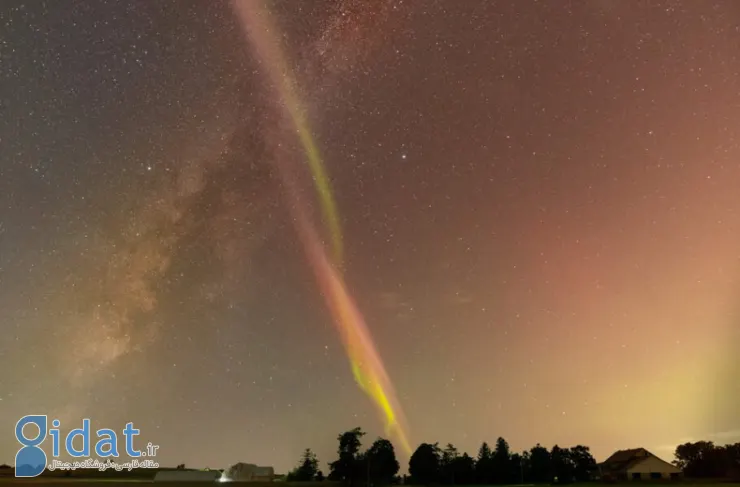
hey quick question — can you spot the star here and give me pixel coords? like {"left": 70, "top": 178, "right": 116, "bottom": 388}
{"left": 1, "top": 0, "right": 737, "bottom": 473}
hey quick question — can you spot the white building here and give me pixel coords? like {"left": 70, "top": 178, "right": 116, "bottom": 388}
{"left": 222, "top": 463, "right": 275, "bottom": 482}
{"left": 599, "top": 448, "right": 682, "bottom": 480}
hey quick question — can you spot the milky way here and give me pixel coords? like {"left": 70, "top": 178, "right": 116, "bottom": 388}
{"left": 1, "top": 0, "right": 739, "bottom": 473}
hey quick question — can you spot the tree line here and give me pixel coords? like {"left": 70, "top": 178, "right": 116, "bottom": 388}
{"left": 674, "top": 441, "right": 740, "bottom": 479}
{"left": 287, "top": 428, "right": 740, "bottom": 485}
{"left": 287, "top": 427, "right": 597, "bottom": 485}
{"left": 287, "top": 428, "right": 400, "bottom": 485}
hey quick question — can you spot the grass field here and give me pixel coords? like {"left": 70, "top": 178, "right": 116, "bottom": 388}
{"left": 1, "top": 481, "right": 740, "bottom": 487}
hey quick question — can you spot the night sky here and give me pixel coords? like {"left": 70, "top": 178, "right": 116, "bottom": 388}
{"left": 1, "top": 0, "right": 739, "bottom": 473}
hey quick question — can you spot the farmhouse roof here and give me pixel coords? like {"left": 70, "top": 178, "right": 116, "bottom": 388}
{"left": 600, "top": 448, "right": 654, "bottom": 472}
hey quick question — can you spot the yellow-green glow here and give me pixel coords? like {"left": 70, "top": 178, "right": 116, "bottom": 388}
{"left": 237, "top": 0, "right": 343, "bottom": 266}
{"left": 232, "top": 0, "right": 412, "bottom": 456}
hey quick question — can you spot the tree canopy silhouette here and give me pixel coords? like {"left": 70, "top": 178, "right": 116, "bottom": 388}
{"left": 408, "top": 443, "right": 441, "bottom": 485}
{"left": 364, "top": 437, "right": 401, "bottom": 486}
{"left": 475, "top": 442, "right": 493, "bottom": 484}
{"left": 440, "top": 444, "right": 475, "bottom": 485}
{"left": 674, "top": 441, "right": 740, "bottom": 479}
{"left": 328, "top": 427, "right": 366, "bottom": 485}
{"left": 288, "top": 448, "right": 321, "bottom": 481}
{"left": 317, "top": 427, "right": 739, "bottom": 484}
{"left": 325, "top": 428, "right": 401, "bottom": 486}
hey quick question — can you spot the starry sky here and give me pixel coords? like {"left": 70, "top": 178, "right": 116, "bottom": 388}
{"left": 1, "top": 0, "right": 739, "bottom": 474}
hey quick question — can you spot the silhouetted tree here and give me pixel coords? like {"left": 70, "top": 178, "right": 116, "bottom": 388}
{"left": 551, "top": 445, "right": 576, "bottom": 483}
{"left": 568, "top": 445, "right": 596, "bottom": 481}
{"left": 409, "top": 443, "right": 441, "bottom": 485}
{"left": 519, "top": 450, "right": 532, "bottom": 483}
{"left": 675, "top": 441, "right": 719, "bottom": 477}
{"left": 726, "top": 443, "right": 740, "bottom": 479}
{"left": 510, "top": 453, "right": 525, "bottom": 484}
{"left": 364, "top": 438, "right": 400, "bottom": 486}
{"left": 437, "top": 445, "right": 477, "bottom": 485}
{"left": 316, "top": 470, "right": 325, "bottom": 481}
{"left": 454, "top": 452, "right": 477, "bottom": 485}
{"left": 176, "top": 464, "right": 186, "bottom": 470}
{"left": 475, "top": 442, "right": 494, "bottom": 484}
{"left": 492, "top": 437, "right": 512, "bottom": 484}
{"left": 674, "top": 441, "right": 706, "bottom": 474}
{"left": 674, "top": 441, "right": 740, "bottom": 478}
{"left": 329, "top": 428, "right": 366, "bottom": 485}
{"left": 439, "top": 444, "right": 458, "bottom": 485}
{"left": 528, "top": 444, "right": 551, "bottom": 482}
{"left": 289, "top": 448, "right": 320, "bottom": 481}
{"left": 302, "top": 426, "right": 740, "bottom": 485}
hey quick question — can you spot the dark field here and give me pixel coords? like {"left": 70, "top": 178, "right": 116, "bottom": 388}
{"left": 0, "top": 468, "right": 737, "bottom": 487}
{"left": 0, "top": 481, "right": 323, "bottom": 487}
{"left": 2, "top": 480, "right": 740, "bottom": 487}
